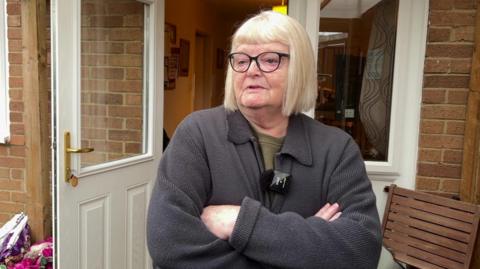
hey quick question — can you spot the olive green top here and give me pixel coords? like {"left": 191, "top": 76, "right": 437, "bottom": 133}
{"left": 255, "top": 131, "right": 285, "bottom": 171}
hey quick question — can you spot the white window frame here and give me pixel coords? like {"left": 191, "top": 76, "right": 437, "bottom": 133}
{"left": 290, "top": 0, "right": 428, "bottom": 188}
{"left": 0, "top": 0, "right": 9, "bottom": 144}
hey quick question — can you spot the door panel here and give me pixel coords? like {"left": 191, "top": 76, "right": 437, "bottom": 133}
{"left": 53, "top": 0, "right": 164, "bottom": 268}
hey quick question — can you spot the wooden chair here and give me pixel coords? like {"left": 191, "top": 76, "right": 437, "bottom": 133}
{"left": 382, "top": 184, "right": 480, "bottom": 269}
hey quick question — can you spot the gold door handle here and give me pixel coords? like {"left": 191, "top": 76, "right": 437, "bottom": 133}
{"left": 64, "top": 131, "right": 94, "bottom": 187}
{"left": 66, "top": 147, "right": 94, "bottom": 153}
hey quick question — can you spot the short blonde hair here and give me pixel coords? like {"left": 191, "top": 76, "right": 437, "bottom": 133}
{"left": 224, "top": 11, "right": 317, "bottom": 116}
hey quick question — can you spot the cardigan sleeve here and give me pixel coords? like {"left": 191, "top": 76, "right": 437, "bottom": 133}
{"left": 146, "top": 117, "right": 258, "bottom": 269}
{"left": 229, "top": 138, "right": 382, "bottom": 269}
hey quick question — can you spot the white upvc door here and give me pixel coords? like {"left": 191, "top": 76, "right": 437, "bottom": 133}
{"left": 52, "top": 0, "right": 164, "bottom": 268}
{"left": 289, "top": 1, "right": 428, "bottom": 268}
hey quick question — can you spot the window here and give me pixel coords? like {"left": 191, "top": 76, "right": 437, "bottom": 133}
{"left": 0, "top": 0, "right": 9, "bottom": 144}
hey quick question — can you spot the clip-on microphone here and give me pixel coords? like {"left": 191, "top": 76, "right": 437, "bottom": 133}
{"left": 260, "top": 169, "right": 291, "bottom": 195}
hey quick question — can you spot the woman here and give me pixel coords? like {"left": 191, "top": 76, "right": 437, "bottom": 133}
{"left": 147, "top": 11, "right": 382, "bottom": 269}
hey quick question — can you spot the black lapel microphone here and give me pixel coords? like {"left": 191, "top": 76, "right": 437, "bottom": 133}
{"left": 259, "top": 169, "right": 291, "bottom": 195}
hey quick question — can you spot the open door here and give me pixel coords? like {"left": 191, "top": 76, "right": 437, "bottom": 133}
{"left": 52, "top": 0, "right": 164, "bottom": 268}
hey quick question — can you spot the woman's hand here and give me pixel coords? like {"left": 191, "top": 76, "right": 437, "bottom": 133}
{"left": 201, "top": 205, "right": 240, "bottom": 240}
{"left": 315, "top": 203, "right": 342, "bottom": 221}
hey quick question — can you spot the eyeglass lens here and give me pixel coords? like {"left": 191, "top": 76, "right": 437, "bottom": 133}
{"left": 229, "top": 52, "right": 286, "bottom": 73}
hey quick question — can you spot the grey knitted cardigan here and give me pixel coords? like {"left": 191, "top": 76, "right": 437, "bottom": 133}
{"left": 147, "top": 106, "right": 382, "bottom": 269}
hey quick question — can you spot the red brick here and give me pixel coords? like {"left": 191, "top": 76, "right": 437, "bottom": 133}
{"left": 0, "top": 191, "right": 10, "bottom": 201}
{"left": 126, "top": 43, "right": 143, "bottom": 54}
{"left": 424, "top": 59, "right": 450, "bottom": 73}
{"left": 81, "top": 104, "right": 107, "bottom": 116}
{"left": 9, "top": 113, "right": 23, "bottom": 123}
{"left": 0, "top": 202, "right": 24, "bottom": 213}
{"left": 8, "top": 146, "right": 25, "bottom": 157}
{"left": 10, "top": 124, "right": 24, "bottom": 135}
{"left": 83, "top": 42, "right": 124, "bottom": 54}
{"left": 81, "top": 3, "right": 106, "bottom": 15}
{"left": 9, "top": 101, "right": 24, "bottom": 112}
{"left": 124, "top": 15, "right": 143, "bottom": 27}
{"left": 416, "top": 177, "right": 441, "bottom": 191}
{"left": 125, "top": 143, "right": 141, "bottom": 153}
{"left": 7, "top": 28, "right": 21, "bottom": 40}
{"left": 0, "top": 147, "right": 7, "bottom": 157}
{"left": 445, "top": 121, "right": 465, "bottom": 135}
{"left": 0, "top": 157, "right": 24, "bottom": 168}
{"left": 107, "top": 3, "right": 144, "bottom": 15}
{"left": 90, "top": 16, "right": 123, "bottom": 27}
{"left": 8, "top": 135, "right": 24, "bottom": 145}
{"left": 452, "top": 26, "right": 475, "bottom": 42}
{"left": 443, "top": 149, "right": 463, "bottom": 164}
{"left": 108, "top": 80, "right": 142, "bottom": 92}
{"left": 421, "top": 105, "right": 465, "bottom": 120}
{"left": 8, "top": 52, "right": 22, "bottom": 64}
{"left": 108, "top": 55, "right": 142, "bottom": 67}
{"left": 450, "top": 59, "right": 472, "bottom": 73}
{"left": 426, "top": 44, "right": 473, "bottom": 58}
{"left": 126, "top": 68, "right": 142, "bottom": 80}
{"left": 423, "top": 75, "right": 470, "bottom": 88}
{"left": 429, "top": 11, "right": 476, "bottom": 26}
{"left": 9, "top": 77, "right": 23, "bottom": 88}
{"left": 89, "top": 93, "right": 123, "bottom": 105}
{"left": 108, "top": 106, "right": 142, "bottom": 118}
{"left": 418, "top": 148, "right": 442, "bottom": 162}
{"left": 108, "top": 130, "right": 142, "bottom": 141}
{"left": 0, "top": 179, "right": 23, "bottom": 191}
{"left": 82, "top": 152, "right": 107, "bottom": 165}
{"left": 81, "top": 28, "right": 108, "bottom": 41}
{"left": 82, "top": 80, "right": 107, "bottom": 91}
{"left": 454, "top": 0, "right": 477, "bottom": 9}
{"left": 82, "top": 116, "right": 123, "bottom": 129}
{"left": 109, "top": 29, "right": 143, "bottom": 41}
{"left": 422, "top": 89, "right": 446, "bottom": 103}
{"left": 0, "top": 168, "right": 8, "bottom": 178}
{"left": 10, "top": 169, "right": 24, "bottom": 180}
{"left": 430, "top": 0, "right": 454, "bottom": 10}
{"left": 81, "top": 55, "right": 108, "bottom": 66}
{"left": 126, "top": 94, "right": 142, "bottom": 105}
{"left": 89, "top": 140, "right": 123, "bottom": 153}
{"left": 10, "top": 192, "right": 26, "bottom": 203}
{"left": 9, "top": 89, "right": 23, "bottom": 101}
{"left": 8, "top": 64, "right": 22, "bottom": 76}
{"left": 420, "top": 134, "right": 464, "bottom": 149}
{"left": 82, "top": 128, "right": 107, "bottom": 140}
{"left": 0, "top": 213, "right": 12, "bottom": 225}
{"left": 8, "top": 40, "right": 22, "bottom": 53}
{"left": 440, "top": 179, "right": 461, "bottom": 192}
{"left": 428, "top": 28, "right": 451, "bottom": 42}
{"left": 446, "top": 89, "right": 468, "bottom": 104}
{"left": 7, "top": 15, "right": 20, "bottom": 27}
{"left": 90, "top": 68, "right": 124, "bottom": 79}
{"left": 126, "top": 119, "right": 142, "bottom": 129}
{"left": 420, "top": 120, "right": 444, "bottom": 134}
{"left": 417, "top": 163, "right": 461, "bottom": 178}
{"left": 6, "top": 2, "right": 21, "bottom": 15}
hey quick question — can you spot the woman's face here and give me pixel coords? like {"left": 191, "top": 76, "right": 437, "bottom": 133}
{"left": 232, "top": 42, "right": 289, "bottom": 113}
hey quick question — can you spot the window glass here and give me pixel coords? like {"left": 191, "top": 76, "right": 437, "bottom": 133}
{"left": 316, "top": 0, "right": 398, "bottom": 161}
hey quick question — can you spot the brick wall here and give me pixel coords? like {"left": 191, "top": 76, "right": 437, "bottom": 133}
{"left": 0, "top": 0, "right": 26, "bottom": 225}
{"left": 80, "top": 0, "right": 145, "bottom": 166}
{"left": 417, "top": 0, "right": 477, "bottom": 196}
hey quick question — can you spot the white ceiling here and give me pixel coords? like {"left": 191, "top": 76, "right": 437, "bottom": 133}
{"left": 321, "top": 0, "right": 383, "bottom": 18}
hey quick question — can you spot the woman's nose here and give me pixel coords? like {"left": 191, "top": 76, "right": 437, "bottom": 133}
{"left": 246, "top": 60, "right": 261, "bottom": 75}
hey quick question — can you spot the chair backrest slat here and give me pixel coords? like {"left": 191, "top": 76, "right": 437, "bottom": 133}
{"left": 382, "top": 184, "right": 480, "bottom": 269}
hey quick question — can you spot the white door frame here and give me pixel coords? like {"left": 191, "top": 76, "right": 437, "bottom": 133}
{"left": 52, "top": 0, "right": 164, "bottom": 268}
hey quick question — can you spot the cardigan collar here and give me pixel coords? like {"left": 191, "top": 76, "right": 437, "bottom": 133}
{"left": 226, "top": 109, "right": 313, "bottom": 166}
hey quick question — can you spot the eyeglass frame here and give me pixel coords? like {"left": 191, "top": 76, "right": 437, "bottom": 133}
{"left": 227, "top": 51, "right": 290, "bottom": 73}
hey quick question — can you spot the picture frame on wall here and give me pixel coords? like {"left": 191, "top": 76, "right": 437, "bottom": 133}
{"left": 165, "top": 23, "right": 176, "bottom": 44}
{"left": 179, "top": 39, "right": 190, "bottom": 77}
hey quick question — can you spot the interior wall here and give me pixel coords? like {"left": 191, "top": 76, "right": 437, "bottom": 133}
{"left": 163, "top": 0, "right": 231, "bottom": 137}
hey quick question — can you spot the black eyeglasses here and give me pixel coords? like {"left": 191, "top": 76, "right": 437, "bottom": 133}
{"left": 228, "top": 52, "right": 290, "bottom": 73}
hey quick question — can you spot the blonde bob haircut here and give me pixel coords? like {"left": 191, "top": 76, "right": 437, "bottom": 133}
{"left": 224, "top": 11, "right": 317, "bottom": 116}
